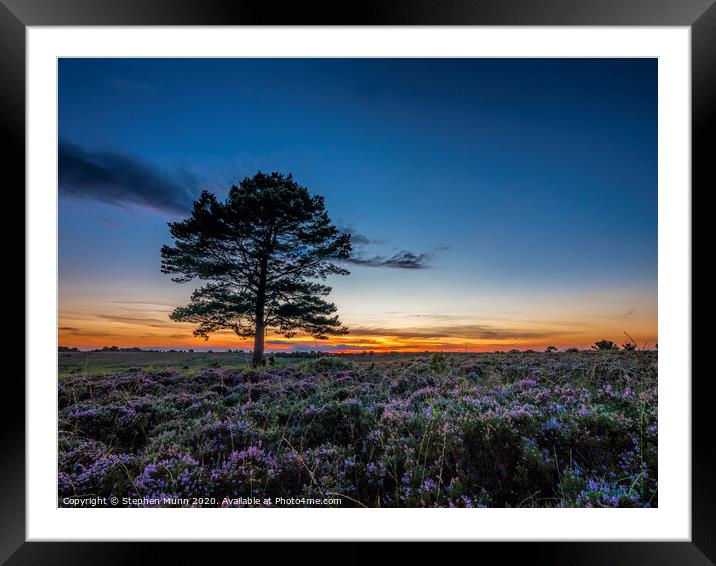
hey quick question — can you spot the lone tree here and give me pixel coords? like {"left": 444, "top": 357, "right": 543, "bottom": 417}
{"left": 161, "top": 172, "right": 351, "bottom": 367}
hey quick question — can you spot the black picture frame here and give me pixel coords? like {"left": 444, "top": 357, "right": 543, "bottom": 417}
{"left": 5, "top": 1, "right": 710, "bottom": 563}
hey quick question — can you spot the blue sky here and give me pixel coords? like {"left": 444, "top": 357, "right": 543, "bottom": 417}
{"left": 58, "top": 58, "right": 657, "bottom": 351}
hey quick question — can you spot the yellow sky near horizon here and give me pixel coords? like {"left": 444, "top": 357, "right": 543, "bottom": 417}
{"left": 58, "top": 292, "right": 658, "bottom": 352}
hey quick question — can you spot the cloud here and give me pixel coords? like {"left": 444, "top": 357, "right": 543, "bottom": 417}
{"left": 594, "top": 308, "right": 638, "bottom": 320}
{"left": 59, "top": 141, "right": 197, "bottom": 215}
{"left": 58, "top": 326, "right": 80, "bottom": 332}
{"left": 344, "top": 251, "right": 432, "bottom": 269}
{"left": 347, "top": 324, "right": 575, "bottom": 341}
{"left": 339, "top": 226, "right": 445, "bottom": 270}
{"left": 339, "top": 226, "right": 386, "bottom": 246}
{"left": 59, "top": 328, "right": 117, "bottom": 338}
{"left": 110, "top": 300, "right": 179, "bottom": 308}
{"left": 96, "top": 314, "right": 178, "bottom": 328}
{"left": 266, "top": 340, "right": 369, "bottom": 352}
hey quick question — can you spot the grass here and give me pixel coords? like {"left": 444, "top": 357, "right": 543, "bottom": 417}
{"left": 58, "top": 350, "right": 657, "bottom": 508}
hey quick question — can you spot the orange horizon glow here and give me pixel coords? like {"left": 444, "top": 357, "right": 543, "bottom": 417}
{"left": 59, "top": 292, "right": 657, "bottom": 353}
{"left": 58, "top": 320, "right": 657, "bottom": 353}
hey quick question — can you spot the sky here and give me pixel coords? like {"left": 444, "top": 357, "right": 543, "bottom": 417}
{"left": 58, "top": 58, "right": 657, "bottom": 352}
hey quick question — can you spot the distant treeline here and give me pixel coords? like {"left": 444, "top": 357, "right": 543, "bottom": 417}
{"left": 58, "top": 339, "right": 654, "bottom": 355}
{"left": 59, "top": 346, "right": 144, "bottom": 353}
{"left": 59, "top": 346, "right": 152, "bottom": 353}
{"left": 58, "top": 345, "right": 329, "bottom": 357}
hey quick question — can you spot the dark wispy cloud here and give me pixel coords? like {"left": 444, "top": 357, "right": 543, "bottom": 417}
{"left": 96, "top": 314, "right": 177, "bottom": 328}
{"left": 59, "top": 141, "right": 197, "bottom": 215}
{"left": 347, "top": 324, "right": 575, "bottom": 341}
{"left": 59, "top": 328, "right": 116, "bottom": 338}
{"left": 266, "top": 340, "right": 368, "bottom": 352}
{"left": 110, "top": 300, "right": 179, "bottom": 308}
{"left": 339, "top": 226, "right": 386, "bottom": 246}
{"left": 344, "top": 251, "right": 432, "bottom": 269}
{"left": 58, "top": 326, "right": 80, "bottom": 333}
{"left": 339, "top": 226, "right": 438, "bottom": 270}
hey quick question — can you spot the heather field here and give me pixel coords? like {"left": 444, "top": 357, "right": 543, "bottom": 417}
{"left": 58, "top": 351, "right": 657, "bottom": 508}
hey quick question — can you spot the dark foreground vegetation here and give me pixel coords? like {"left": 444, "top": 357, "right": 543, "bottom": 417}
{"left": 58, "top": 350, "right": 657, "bottom": 508}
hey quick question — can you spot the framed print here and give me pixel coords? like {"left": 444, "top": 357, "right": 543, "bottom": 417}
{"left": 6, "top": 0, "right": 711, "bottom": 563}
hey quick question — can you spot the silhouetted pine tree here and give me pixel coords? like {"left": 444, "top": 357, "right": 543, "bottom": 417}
{"left": 161, "top": 172, "right": 351, "bottom": 367}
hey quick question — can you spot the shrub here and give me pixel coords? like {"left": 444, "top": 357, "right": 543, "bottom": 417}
{"left": 592, "top": 340, "right": 619, "bottom": 351}
{"left": 429, "top": 352, "right": 450, "bottom": 374}
{"left": 300, "top": 356, "right": 353, "bottom": 373}
{"left": 133, "top": 452, "right": 204, "bottom": 502}
{"left": 58, "top": 439, "right": 134, "bottom": 499}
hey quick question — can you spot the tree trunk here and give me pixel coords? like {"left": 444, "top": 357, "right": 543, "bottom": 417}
{"left": 252, "top": 319, "right": 265, "bottom": 368}
{"left": 252, "top": 257, "right": 268, "bottom": 368}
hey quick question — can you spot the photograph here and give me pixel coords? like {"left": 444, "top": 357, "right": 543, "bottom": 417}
{"left": 57, "top": 57, "right": 658, "bottom": 509}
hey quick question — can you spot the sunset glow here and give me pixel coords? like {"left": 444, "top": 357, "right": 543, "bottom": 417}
{"left": 59, "top": 291, "right": 657, "bottom": 352}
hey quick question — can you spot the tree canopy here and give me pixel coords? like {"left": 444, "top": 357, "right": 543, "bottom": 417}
{"left": 161, "top": 172, "right": 351, "bottom": 365}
